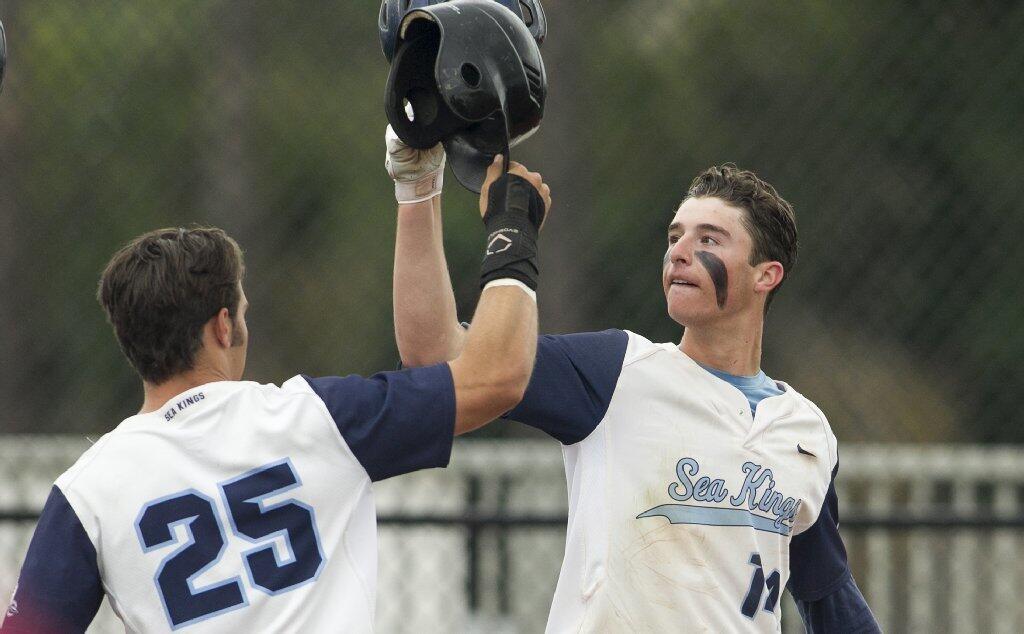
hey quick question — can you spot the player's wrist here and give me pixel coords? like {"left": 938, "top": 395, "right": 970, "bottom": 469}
{"left": 479, "top": 173, "right": 545, "bottom": 291}
{"left": 483, "top": 278, "right": 537, "bottom": 301}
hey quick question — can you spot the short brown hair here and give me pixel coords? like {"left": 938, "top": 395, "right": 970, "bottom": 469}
{"left": 684, "top": 164, "right": 798, "bottom": 311}
{"left": 97, "top": 226, "right": 245, "bottom": 384}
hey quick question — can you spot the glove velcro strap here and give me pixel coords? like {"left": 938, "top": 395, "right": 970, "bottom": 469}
{"left": 395, "top": 169, "right": 444, "bottom": 204}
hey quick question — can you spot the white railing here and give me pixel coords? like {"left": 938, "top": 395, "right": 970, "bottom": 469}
{"left": 2, "top": 437, "right": 1022, "bottom": 633}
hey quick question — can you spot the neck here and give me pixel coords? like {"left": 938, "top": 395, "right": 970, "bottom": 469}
{"left": 679, "top": 311, "right": 764, "bottom": 376}
{"left": 139, "top": 365, "right": 233, "bottom": 414}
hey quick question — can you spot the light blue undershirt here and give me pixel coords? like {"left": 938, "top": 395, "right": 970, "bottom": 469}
{"left": 698, "top": 363, "right": 785, "bottom": 416}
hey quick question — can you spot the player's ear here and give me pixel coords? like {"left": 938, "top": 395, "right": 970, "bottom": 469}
{"left": 754, "top": 261, "right": 784, "bottom": 295}
{"left": 212, "top": 307, "right": 234, "bottom": 349}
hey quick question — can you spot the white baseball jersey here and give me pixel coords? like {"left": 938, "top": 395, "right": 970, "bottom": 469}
{"left": 506, "top": 330, "right": 853, "bottom": 633}
{"left": 2, "top": 365, "right": 455, "bottom": 633}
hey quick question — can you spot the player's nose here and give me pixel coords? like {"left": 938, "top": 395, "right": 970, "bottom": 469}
{"left": 667, "top": 238, "right": 693, "bottom": 266}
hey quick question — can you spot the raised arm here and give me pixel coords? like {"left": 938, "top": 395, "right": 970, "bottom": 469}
{"left": 393, "top": 196, "right": 466, "bottom": 366}
{"left": 385, "top": 125, "right": 551, "bottom": 432}
{"left": 449, "top": 157, "right": 550, "bottom": 434}
{"left": 386, "top": 127, "right": 466, "bottom": 366}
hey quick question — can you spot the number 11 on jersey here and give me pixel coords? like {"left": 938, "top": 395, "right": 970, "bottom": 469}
{"left": 741, "top": 553, "right": 780, "bottom": 619}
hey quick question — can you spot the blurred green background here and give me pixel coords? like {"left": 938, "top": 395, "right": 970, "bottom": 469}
{"left": 1, "top": 0, "right": 1021, "bottom": 442}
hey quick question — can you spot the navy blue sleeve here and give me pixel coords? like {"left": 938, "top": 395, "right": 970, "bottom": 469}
{"left": 789, "top": 463, "right": 880, "bottom": 633}
{"left": 303, "top": 362, "right": 455, "bottom": 482}
{"left": 2, "top": 487, "right": 103, "bottom": 634}
{"left": 505, "top": 329, "right": 628, "bottom": 445}
{"left": 789, "top": 464, "right": 850, "bottom": 600}
{"left": 794, "top": 576, "right": 881, "bottom": 634}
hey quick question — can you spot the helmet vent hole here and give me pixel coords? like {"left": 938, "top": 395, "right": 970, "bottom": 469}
{"left": 461, "top": 63, "right": 482, "bottom": 88}
{"left": 519, "top": 1, "right": 534, "bottom": 26}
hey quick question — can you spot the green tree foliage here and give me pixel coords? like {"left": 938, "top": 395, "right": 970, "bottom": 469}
{"left": 0, "top": 1, "right": 1020, "bottom": 441}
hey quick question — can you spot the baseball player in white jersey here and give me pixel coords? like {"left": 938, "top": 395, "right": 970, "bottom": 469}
{"left": 1, "top": 153, "right": 552, "bottom": 633}
{"left": 389, "top": 132, "right": 881, "bottom": 633}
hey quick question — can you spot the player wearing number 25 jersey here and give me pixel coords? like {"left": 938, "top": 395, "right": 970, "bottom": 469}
{"left": 3, "top": 158, "right": 551, "bottom": 633}
{"left": 392, "top": 158, "right": 881, "bottom": 632}
{"left": 9, "top": 373, "right": 453, "bottom": 633}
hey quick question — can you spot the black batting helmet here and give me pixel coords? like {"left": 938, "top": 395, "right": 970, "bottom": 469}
{"left": 384, "top": 0, "right": 547, "bottom": 192}
{"left": 379, "top": 0, "right": 546, "bottom": 63}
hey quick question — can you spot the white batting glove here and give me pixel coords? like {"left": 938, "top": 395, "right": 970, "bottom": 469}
{"left": 385, "top": 124, "right": 446, "bottom": 204}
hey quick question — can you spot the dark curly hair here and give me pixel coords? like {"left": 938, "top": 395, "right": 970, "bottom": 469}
{"left": 684, "top": 164, "right": 798, "bottom": 311}
{"left": 97, "top": 226, "right": 245, "bottom": 384}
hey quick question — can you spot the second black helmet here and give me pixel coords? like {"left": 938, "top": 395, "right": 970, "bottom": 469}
{"left": 379, "top": 0, "right": 546, "bottom": 63}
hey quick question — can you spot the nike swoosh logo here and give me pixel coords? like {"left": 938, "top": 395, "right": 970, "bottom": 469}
{"left": 797, "top": 444, "right": 816, "bottom": 457}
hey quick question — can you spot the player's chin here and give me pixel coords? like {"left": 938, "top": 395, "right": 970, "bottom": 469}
{"left": 665, "top": 296, "right": 711, "bottom": 327}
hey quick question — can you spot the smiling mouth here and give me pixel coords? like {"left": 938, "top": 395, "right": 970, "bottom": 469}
{"left": 670, "top": 280, "right": 699, "bottom": 288}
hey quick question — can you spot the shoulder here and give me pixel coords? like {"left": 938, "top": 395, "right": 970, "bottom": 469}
{"left": 540, "top": 329, "right": 630, "bottom": 359}
{"left": 620, "top": 330, "right": 675, "bottom": 367}
{"left": 538, "top": 328, "right": 669, "bottom": 369}
{"left": 211, "top": 377, "right": 369, "bottom": 431}
{"left": 56, "top": 381, "right": 332, "bottom": 491}
{"left": 53, "top": 432, "right": 117, "bottom": 496}
{"left": 777, "top": 383, "right": 839, "bottom": 471}
{"left": 277, "top": 374, "right": 340, "bottom": 415}
{"left": 291, "top": 367, "right": 456, "bottom": 481}
{"left": 50, "top": 432, "right": 124, "bottom": 546}
{"left": 532, "top": 329, "right": 634, "bottom": 387}
{"left": 295, "top": 365, "right": 455, "bottom": 414}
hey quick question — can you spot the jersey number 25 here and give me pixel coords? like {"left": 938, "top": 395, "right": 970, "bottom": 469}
{"left": 135, "top": 459, "right": 326, "bottom": 629}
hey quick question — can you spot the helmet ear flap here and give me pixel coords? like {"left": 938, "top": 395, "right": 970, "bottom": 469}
{"left": 384, "top": 23, "right": 466, "bottom": 149}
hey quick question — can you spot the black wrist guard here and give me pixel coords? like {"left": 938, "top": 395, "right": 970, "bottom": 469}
{"left": 480, "top": 173, "right": 546, "bottom": 291}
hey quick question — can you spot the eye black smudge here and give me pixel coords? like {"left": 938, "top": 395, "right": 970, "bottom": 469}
{"left": 696, "top": 251, "right": 728, "bottom": 309}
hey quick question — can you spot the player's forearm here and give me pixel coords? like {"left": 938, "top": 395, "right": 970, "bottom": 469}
{"left": 393, "top": 197, "right": 466, "bottom": 367}
{"left": 449, "top": 285, "right": 537, "bottom": 435}
{"left": 446, "top": 161, "right": 549, "bottom": 434}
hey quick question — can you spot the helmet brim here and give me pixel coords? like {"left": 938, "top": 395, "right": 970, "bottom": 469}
{"left": 444, "top": 111, "right": 510, "bottom": 193}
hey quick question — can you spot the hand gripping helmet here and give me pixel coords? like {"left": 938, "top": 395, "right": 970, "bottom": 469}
{"left": 1, "top": 20, "right": 6, "bottom": 94}
{"left": 384, "top": 0, "right": 547, "bottom": 192}
{"left": 379, "top": 0, "right": 546, "bottom": 63}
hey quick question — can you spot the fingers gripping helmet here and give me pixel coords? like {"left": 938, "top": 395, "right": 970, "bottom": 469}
{"left": 379, "top": 0, "right": 546, "bottom": 63}
{"left": 384, "top": 0, "right": 547, "bottom": 192}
